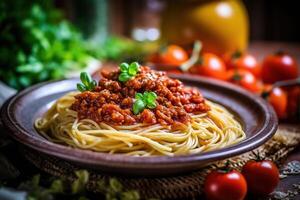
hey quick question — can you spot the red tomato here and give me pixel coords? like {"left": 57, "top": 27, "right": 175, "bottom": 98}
{"left": 153, "top": 45, "right": 188, "bottom": 66}
{"left": 204, "top": 170, "right": 247, "bottom": 200}
{"left": 263, "top": 86, "right": 288, "bottom": 119}
{"left": 261, "top": 52, "right": 298, "bottom": 83}
{"left": 227, "top": 69, "right": 261, "bottom": 93}
{"left": 223, "top": 52, "right": 261, "bottom": 77}
{"left": 242, "top": 160, "right": 279, "bottom": 196}
{"left": 189, "top": 53, "right": 227, "bottom": 80}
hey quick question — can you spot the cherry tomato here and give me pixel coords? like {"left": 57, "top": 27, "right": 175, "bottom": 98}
{"left": 204, "top": 170, "right": 247, "bottom": 200}
{"left": 223, "top": 52, "right": 261, "bottom": 77}
{"left": 261, "top": 52, "right": 298, "bottom": 83}
{"left": 262, "top": 86, "right": 288, "bottom": 119}
{"left": 227, "top": 69, "right": 261, "bottom": 93}
{"left": 242, "top": 160, "right": 279, "bottom": 196}
{"left": 189, "top": 53, "right": 227, "bottom": 80}
{"left": 151, "top": 45, "right": 188, "bottom": 66}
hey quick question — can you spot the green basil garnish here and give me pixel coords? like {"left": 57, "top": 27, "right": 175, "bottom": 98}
{"left": 118, "top": 62, "right": 140, "bottom": 82}
{"left": 133, "top": 91, "right": 157, "bottom": 115}
{"left": 77, "top": 72, "right": 97, "bottom": 92}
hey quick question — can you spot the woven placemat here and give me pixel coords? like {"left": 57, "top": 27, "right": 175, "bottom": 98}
{"left": 23, "top": 126, "right": 300, "bottom": 200}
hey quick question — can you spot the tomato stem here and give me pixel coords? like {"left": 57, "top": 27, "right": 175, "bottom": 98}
{"left": 261, "top": 91, "right": 270, "bottom": 99}
{"left": 232, "top": 69, "right": 242, "bottom": 82}
{"left": 232, "top": 50, "right": 242, "bottom": 59}
{"left": 274, "top": 49, "right": 285, "bottom": 56}
{"left": 159, "top": 43, "right": 168, "bottom": 54}
{"left": 217, "top": 160, "right": 234, "bottom": 173}
{"left": 251, "top": 151, "right": 263, "bottom": 161}
{"left": 180, "top": 40, "right": 202, "bottom": 72}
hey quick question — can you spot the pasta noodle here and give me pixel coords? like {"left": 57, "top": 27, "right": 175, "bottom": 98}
{"left": 35, "top": 92, "right": 246, "bottom": 156}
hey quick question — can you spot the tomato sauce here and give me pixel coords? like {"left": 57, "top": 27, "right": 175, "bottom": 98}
{"left": 71, "top": 66, "right": 210, "bottom": 126}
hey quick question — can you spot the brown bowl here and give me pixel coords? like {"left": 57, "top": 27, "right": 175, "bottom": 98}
{"left": 0, "top": 74, "right": 278, "bottom": 176}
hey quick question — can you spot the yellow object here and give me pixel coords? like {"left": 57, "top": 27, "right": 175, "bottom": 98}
{"left": 161, "top": 0, "right": 249, "bottom": 55}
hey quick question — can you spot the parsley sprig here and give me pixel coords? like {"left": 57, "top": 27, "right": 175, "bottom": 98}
{"left": 118, "top": 62, "right": 140, "bottom": 82}
{"left": 77, "top": 72, "right": 97, "bottom": 92}
{"left": 133, "top": 91, "right": 157, "bottom": 115}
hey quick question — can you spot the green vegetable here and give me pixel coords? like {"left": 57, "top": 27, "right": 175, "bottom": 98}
{"left": 133, "top": 92, "right": 157, "bottom": 115}
{"left": 0, "top": 1, "right": 92, "bottom": 90}
{"left": 98, "top": 178, "right": 140, "bottom": 200}
{"left": 119, "top": 72, "right": 132, "bottom": 82}
{"left": 118, "top": 62, "right": 140, "bottom": 82}
{"left": 77, "top": 72, "right": 97, "bottom": 92}
{"left": 13, "top": 169, "right": 143, "bottom": 200}
{"left": 89, "top": 36, "right": 150, "bottom": 63}
{"left": 71, "top": 170, "right": 89, "bottom": 194}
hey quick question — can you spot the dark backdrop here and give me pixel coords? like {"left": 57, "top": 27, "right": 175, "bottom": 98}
{"left": 243, "top": 0, "right": 300, "bottom": 42}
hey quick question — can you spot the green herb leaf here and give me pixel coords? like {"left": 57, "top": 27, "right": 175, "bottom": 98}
{"left": 121, "top": 191, "right": 140, "bottom": 200}
{"left": 109, "top": 178, "right": 123, "bottom": 193}
{"left": 31, "top": 174, "right": 40, "bottom": 187}
{"left": 128, "top": 62, "right": 139, "bottom": 76}
{"left": 118, "top": 62, "right": 140, "bottom": 82}
{"left": 147, "top": 101, "right": 156, "bottom": 109}
{"left": 145, "top": 92, "right": 157, "bottom": 105}
{"left": 72, "top": 170, "right": 89, "bottom": 194}
{"left": 119, "top": 72, "right": 132, "bottom": 82}
{"left": 50, "top": 179, "right": 64, "bottom": 193}
{"left": 120, "top": 63, "right": 129, "bottom": 72}
{"left": 135, "top": 93, "right": 144, "bottom": 100}
{"left": 77, "top": 83, "right": 86, "bottom": 92}
{"left": 133, "top": 99, "right": 145, "bottom": 115}
{"left": 80, "top": 72, "right": 91, "bottom": 86}
{"left": 132, "top": 91, "right": 157, "bottom": 114}
{"left": 77, "top": 72, "right": 97, "bottom": 92}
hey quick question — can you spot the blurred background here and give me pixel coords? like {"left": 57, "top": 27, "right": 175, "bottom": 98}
{"left": 1, "top": 0, "right": 299, "bottom": 89}
{"left": 1, "top": 0, "right": 299, "bottom": 121}
{"left": 56, "top": 0, "right": 300, "bottom": 42}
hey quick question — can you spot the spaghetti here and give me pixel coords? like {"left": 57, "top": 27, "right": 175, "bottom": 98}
{"left": 35, "top": 92, "right": 245, "bottom": 156}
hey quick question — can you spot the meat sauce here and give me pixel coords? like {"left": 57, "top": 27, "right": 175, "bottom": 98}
{"left": 71, "top": 66, "right": 210, "bottom": 126}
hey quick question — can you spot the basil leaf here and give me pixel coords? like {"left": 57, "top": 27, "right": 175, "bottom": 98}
{"left": 128, "top": 62, "right": 139, "bottom": 76}
{"left": 118, "top": 73, "right": 132, "bottom": 82}
{"left": 50, "top": 179, "right": 64, "bottom": 193}
{"left": 120, "top": 63, "right": 129, "bottom": 72}
{"left": 147, "top": 101, "right": 156, "bottom": 109}
{"left": 89, "top": 80, "right": 97, "bottom": 90}
{"left": 149, "top": 91, "right": 157, "bottom": 99}
{"left": 133, "top": 99, "right": 145, "bottom": 115}
{"left": 109, "top": 178, "right": 123, "bottom": 193}
{"left": 135, "top": 93, "right": 143, "bottom": 100}
{"left": 143, "top": 92, "right": 149, "bottom": 101}
{"left": 145, "top": 91, "right": 157, "bottom": 105}
{"left": 77, "top": 83, "right": 86, "bottom": 92}
{"left": 72, "top": 170, "right": 89, "bottom": 194}
{"left": 80, "top": 72, "right": 90, "bottom": 86}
